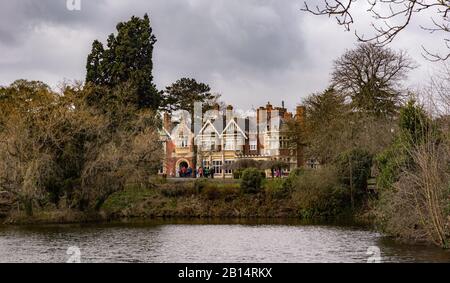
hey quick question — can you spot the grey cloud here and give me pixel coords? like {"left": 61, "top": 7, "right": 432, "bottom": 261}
{"left": 0, "top": 0, "right": 112, "bottom": 47}
{"left": 0, "top": 0, "right": 442, "bottom": 110}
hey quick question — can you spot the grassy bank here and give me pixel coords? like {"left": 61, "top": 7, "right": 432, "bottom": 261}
{"left": 101, "top": 179, "right": 299, "bottom": 219}
{"left": 100, "top": 172, "right": 360, "bottom": 221}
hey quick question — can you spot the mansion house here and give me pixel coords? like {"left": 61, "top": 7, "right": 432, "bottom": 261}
{"left": 159, "top": 102, "right": 305, "bottom": 178}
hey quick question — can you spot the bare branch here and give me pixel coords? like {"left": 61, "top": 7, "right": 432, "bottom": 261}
{"left": 302, "top": 0, "right": 450, "bottom": 61}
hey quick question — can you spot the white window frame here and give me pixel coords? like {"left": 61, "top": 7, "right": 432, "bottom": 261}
{"left": 250, "top": 140, "right": 257, "bottom": 151}
{"left": 212, "top": 160, "right": 223, "bottom": 174}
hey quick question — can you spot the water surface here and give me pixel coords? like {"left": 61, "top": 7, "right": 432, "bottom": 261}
{"left": 0, "top": 219, "right": 449, "bottom": 263}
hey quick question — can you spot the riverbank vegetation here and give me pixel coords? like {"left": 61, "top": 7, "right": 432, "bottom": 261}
{"left": 287, "top": 53, "right": 450, "bottom": 248}
{"left": 0, "top": 14, "right": 449, "bottom": 249}
{"left": 99, "top": 173, "right": 359, "bottom": 220}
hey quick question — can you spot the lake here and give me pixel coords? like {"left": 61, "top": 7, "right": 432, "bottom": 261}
{"left": 0, "top": 219, "right": 449, "bottom": 263}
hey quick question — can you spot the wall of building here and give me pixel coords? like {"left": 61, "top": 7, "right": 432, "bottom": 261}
{"left": 160, "top": 101, "right": 306, "bottom": 177}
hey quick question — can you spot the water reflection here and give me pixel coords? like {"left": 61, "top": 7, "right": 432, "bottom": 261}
{"left": 0, "top": 219, "right": 449, "bottom": 263}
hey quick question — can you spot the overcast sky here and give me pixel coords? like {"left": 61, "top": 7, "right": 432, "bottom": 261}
{"left": 0, "top": 0, "right": 444, "bottom": 112}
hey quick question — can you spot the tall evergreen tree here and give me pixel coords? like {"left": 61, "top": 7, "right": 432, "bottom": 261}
{"left": 85, "top": 14, "right": 160, "bottom": 110}
{"left": 86, "top": 40, "right": 105, "bottom": 85}
{"left": 162, "top": 78, "right": 217, "bottom": 114}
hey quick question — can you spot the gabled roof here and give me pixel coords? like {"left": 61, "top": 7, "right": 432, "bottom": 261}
{"left": 171, "top": 117, "right": 193, "bottom": 139}
{"left": 222, "top": 119, "right": 247, "bottom": 139}
{"left": 195, "top": 119, "right": 221, "bottom": 140}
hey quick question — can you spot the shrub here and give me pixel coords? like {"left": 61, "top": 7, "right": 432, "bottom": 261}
{"left": 221, "top": 186, "right": 240, "bottom": 201}
{"left": 160, "top": 184, "right": 196, "bottom": 198}
{"left": 375, "top": 141, "right": 450, "bottom": 248}
{"left": 292, "top": 167, "right": 349, "bottom": 218}
{"left": 260, "top": 170, "right": 267, "bottom": 179}
{"left": 375, "top": 140, "right": 408, "bottom": 190}
{"left": 194, "top": 179, "right": 208, "bottom": 193}
{"left": 202, "top": 185, "right": 221, "bottom": 200}
{"left": 289, "top": 168, "right": 304, "bottom": 177}
{"left": 240, "top": 168, "right": 263, "bottom": 194}
{"left": 376, "top": 101, "right": 434, "bottom": 192}
{"left": 371, "top": 101, "right": 450, "bottom": 248}
{"left": 334, "top": 148, "right": 373, "bottom": 205}
{"left": 233, "top": 169, "right": 243, "bottom": 179}
{"left": 265, "top": 179, "right": 288, "bottom": 199}
{"left": 281, "top": 168, "right": 305, "bottom": 194}
{"left": 399, "top": 100, "right": 433, "bottom": 145}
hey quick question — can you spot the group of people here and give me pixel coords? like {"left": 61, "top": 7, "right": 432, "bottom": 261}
{"left": 270, "top": 168, "right": 285, "bottom": 178}
{"left": 177, "top": 166, "right": 215, "bottom": 179}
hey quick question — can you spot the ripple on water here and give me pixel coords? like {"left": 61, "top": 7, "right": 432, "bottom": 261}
{"left": 0, "top": 221, "right": 449, "bottom": 263}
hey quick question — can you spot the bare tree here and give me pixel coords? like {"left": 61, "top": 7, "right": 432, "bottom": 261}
{"left": 332, "top": 43, "right": 415, "bottom": 116}
{"left": 302, "top": 0, "right": 450, "bottom": 61}
{"left": 432, "top": 62, "right": 450, "bottom": 112}
{"left": 379, "top": 128, "right": 449, "bottom": 247}
{"left": 0, "top": 81, "right": 163, "bottom": 215}
{"left": 414, "top": 62, "right": 450, "bottom": 116}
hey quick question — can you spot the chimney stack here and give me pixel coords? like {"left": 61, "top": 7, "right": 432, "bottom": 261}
{"left": 163, "top": 112, "right": 172, "bottom": 132}
{"left": 213, "top": 103, "right": 220, "bottom": 112}
{"left": 296, "top": 106, "right": 306, "bottom": 125}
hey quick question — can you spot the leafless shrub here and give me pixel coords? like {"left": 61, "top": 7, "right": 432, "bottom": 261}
{"left": 383, "top": 140, "right": 450, "bottom": 247}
